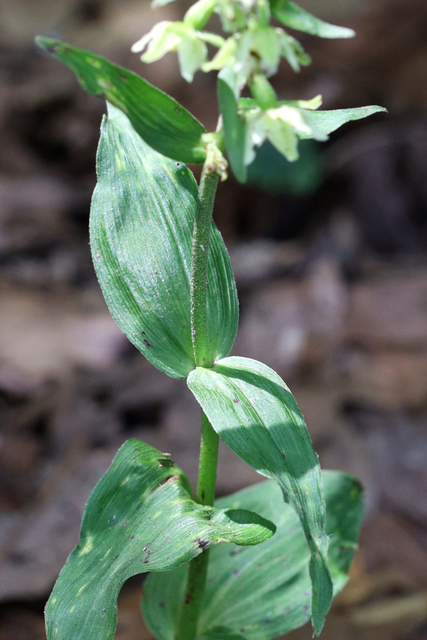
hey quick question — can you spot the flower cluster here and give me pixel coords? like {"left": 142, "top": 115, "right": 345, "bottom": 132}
{"left": 132, "top": 0, "right": 309, "bottom": 86}
{"left": 131, "top": 0, "right": 373, "bottom": 177}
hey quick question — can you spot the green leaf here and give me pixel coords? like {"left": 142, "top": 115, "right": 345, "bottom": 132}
{"left": 218, "top": 77, "right": 248, "bottom": 183}
{"left": 300, "top": 105, "right": 387, "bottom": 138}
{"left": 246, "top": 140, "right": 324, "bottom": 196}
{"left": 270, "top": 0, "right": 356, "bottom": 39}
{"left": 143, "top": 472, "right": 364, "bottom": 640}
{"left": 187, "top": 356, "right": 333, "bottom": 635}
{"left": 198, "top": 632, "right": 248, "bottom": 640}
{"left": 35, "top": 36, "right": 206, "bottom": 164}
{"left": 143, "top": 560, "right": 249, "bottom": 640}
{"left": 45, "top": 439, "right": 275, "bottom": 640}
{"left": 91, "top": 104, "right": 238, "bottom": 379}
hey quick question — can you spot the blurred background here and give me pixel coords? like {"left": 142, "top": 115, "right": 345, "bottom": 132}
{"left": 1, "top": 0, "right": 427, "bottom": 638}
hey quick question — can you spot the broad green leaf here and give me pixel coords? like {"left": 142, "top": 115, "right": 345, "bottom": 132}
{"left": 218, "top": 77, "right": 248, "bottom": 183}
{"left": 246, "top": 140, "right": 323, "bottom": 196}
{"left": 300, "top": 105, "right": 387, "bottom": 138}
{"left": 205, "top": 474, "right": 363, "bottom": 637}
{"left": 45, "top": 439, "right": 275, "bottom": 640}
{"left": 198, "top": 632, "right": 247, "bottom": 640}
{"left": 143, "top": 472, "right": 364, "bottom": 640}
{"left": 143, "top": 564, "right": 188, "bottom": 640}
{"left": 35, "top": 37, "right": 206, "bottom": 164}
{"left": 270, "top": 0, "right": 356, "bottom": 39}
{"left": 91, "top": 104, "right": 238, "bottom": 379}
{"left": 187, "top": 356, "right": 333, "bottom": 635}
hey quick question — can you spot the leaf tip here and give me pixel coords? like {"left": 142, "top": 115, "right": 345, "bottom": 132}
{"left": 368, "top": 105, "right": 388, "bottom": 115}
{"left": 35, "top": 36, "right": 60, "bottom": 54}
{"left": 340, "top": 27, "right": 356, "bottom": 39}
{"left": 233, "top": 167, "right": 248, "bottom": 184}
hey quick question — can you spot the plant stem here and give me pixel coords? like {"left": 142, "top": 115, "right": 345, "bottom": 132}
{"left": 177, "top": 153, "right": 222, "bottom": 640}
{"left": 190, "top": 161, "right": 220, "bottom": 368}
{"left": 196, "top": 410, "right": 220, "bottom": 506}
{"left": 176, "top": 411, "right": 219, "bottom": 640}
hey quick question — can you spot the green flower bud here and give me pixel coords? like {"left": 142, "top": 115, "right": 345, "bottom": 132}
{"left": 184, "top": 0, "right": 217, "bottom": 29}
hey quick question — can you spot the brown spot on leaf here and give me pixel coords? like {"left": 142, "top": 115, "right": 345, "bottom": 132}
{"left": 196, "top": 538, "right": 209, "bottom": 551}
{"left": 46, "top": 43, "right": 60, "bottom": 54}
{"left": 158, "top": 457, "right": 174, "bottom": 469}
{"left": 151, "top": 475, "right": 179, "bottom": 492}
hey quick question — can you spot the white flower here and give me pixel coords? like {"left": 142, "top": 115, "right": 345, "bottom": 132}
{"left": 132, "top": 22, "right": 224, "bottom": 82}
{"left": 243, "top": 98, "right": 327, "bottom": 164}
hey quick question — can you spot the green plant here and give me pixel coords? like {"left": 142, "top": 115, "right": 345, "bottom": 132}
{"left": 36, "top": 3, "right": 384, "bottom": 639}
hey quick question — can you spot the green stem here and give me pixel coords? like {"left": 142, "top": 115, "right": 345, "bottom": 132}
{"left": 190, "top": 162, "right": 220, "bottom": 368}
{"left": 177, "top": 151, "right": 222, "bottom": 640}
{"left": 196, "top": 409, "right": 220, "bottom": 506}
{"left": 176, "top": 411, "right": 219, "bottom": 640}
